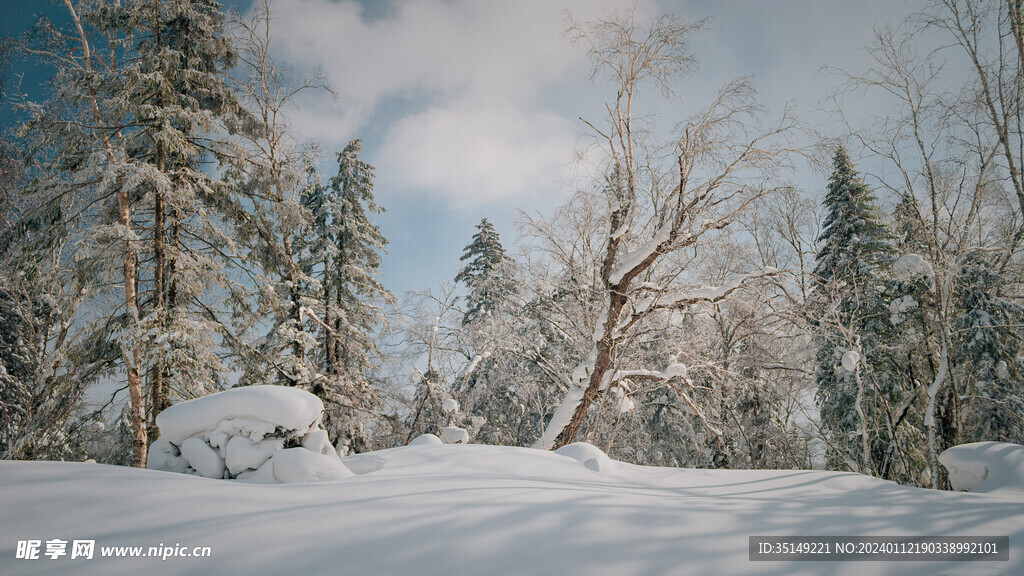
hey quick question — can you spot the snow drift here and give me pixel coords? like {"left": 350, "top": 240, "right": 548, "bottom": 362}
{"left": 3, "top": 442, "right": 1023, "bottom": 576}
{"left": 939, "top": 441, "right": 1024, "bottom": 494}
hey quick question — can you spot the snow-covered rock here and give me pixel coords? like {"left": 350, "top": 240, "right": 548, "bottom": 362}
{"left": 300, "top": 429, "right": 333, "bottom": 455}
{"left": 180, "top": 437, "right": 225, "bottom": 479}
{"left": 156, "top": 385, "right": 323, "bottom": 445}
{"left": 146, "top": 438, "right": 188, "bottom": 474}
{"left": 148, "top": 385, "right": 351, "bottom": 483}
{"left": 440, "top": 426, "right": 470, "bottom": 444}
{"left": 409, "top": 433, "right": 443, "bottom": 446}
{"left": 270, "top": 448, "right": 353, "bottom": 483}
{"left": 225, "top": 435, "right": 284, "bottom": 475}
{"left": 555, "top": 442, "right": 616, "bottom": 472}
{"left": 939, "top": 442, "right": 1024, "bottom": 494}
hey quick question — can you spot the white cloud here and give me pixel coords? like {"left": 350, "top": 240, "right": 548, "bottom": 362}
{"left": 266, "top": 0, "right": 657, "bottom": 208}
{"left": 375, "top": 99, "right": 577, "bottom": 207}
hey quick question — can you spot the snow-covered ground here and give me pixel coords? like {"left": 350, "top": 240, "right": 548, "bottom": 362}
{"left": 3, "top": 442, "right": 1023, "bottom": 575}
{"left": 3, "top": 386, "right": 1022, "bottom": 574}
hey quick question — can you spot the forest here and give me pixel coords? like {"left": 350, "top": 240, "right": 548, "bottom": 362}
{"left": 1, "top": 0, "right": 1023, "bottom": 492}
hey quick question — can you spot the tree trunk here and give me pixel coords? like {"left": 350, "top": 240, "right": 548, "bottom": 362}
{"left": 121, "top": 189, "right": 146, "bottom": 467}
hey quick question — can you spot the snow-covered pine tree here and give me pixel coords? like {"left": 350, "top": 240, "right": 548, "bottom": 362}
{"left": 223, "top": 1, "right": 326, "bottom": 391}
{"left": 953, "top": 254, "right": 1024, "bottom": 443}
{"left": 13, "top": 0, "right": 245, "bottom": 465}
{"left": 305, "top": 140, "right": 394, "bottom": 453}
{"left": 115, "top": 0, "right": 241, "bottom": 431}
{"left": 812, "top": 145, "right": 896, "bottom": 475}
{"left": 879, "top": 192, "right": 933, "bottom": 484}
{"left": 455, "top": 218, "right": 515, "bottom": 326}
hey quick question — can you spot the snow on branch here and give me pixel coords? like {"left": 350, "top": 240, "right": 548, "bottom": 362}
{"left": 616, "top": 268, "right": 778, "bottom": 335}
{"left": 608, "top": 221, "right": 677, "bottom": 285}
{"left": 604, "top": 362, "right": 723, "bottom": 437}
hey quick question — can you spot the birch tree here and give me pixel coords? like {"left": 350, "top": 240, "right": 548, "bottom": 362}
{"left": 534, "top": 11, "right": 797, "bottom": 449}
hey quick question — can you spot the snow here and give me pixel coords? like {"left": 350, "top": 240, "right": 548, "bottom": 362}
{"left": 939, "top": 442, "right": 1024, "bottom": 494}
{"left": 633, "top": 269, "right": 777, "bottom": 314}
{"left": 611, "top": 387, "right": 636, "bottom": 413}
{"left": 555, "top": 442, "right": 617, "bottom": 472}
{"left": 155, "top": 385, "right": 323, "bottom": 445}
{"left": 440, "top": 426, "right": 470, "bottom": 444}
{"left": 269, "top": 448, "right": 353, "bottom": 483}
{"left": 179, "top": 437, "right": 225, "bottom": 479}
{"left": 662, "top": 362, "right": 688, "bottom": 379}
{"left": 889, "top": 295, "right": 918, "bottom": 324}
{"left": 608, "top": 222, "right": 674, "bottom": 285}
{"left": 4, "top": 442, "right": 1023, "bottom": 575}
{"left": 147, "top": 385, "right": 349, "bottom": 483}
{"left": 841, "top": 350, "right": 859, "bottom": 372}
{"left": 145, "top": 438, "right": 188, "bottom": 474}
{"left": 409, "top": 433, "right": 443, "bottom": 446}
{"left": 614, "top": 362, "right": 689, "bottom": 382}
{"left": 533, "top": 387, "right": 585, "bottom": 450}
{"left": 995, "top": 360, "right": 1010, "bottom": 380}
{"left": 225, "top": 436, "right": 284, "bottom": 475}
{"left": 461, "top": 354, "right": 485, "bottom": 377}
{"left": 441, "top": 398, "right": 460, "bottom": 414}
{"left": 893, "top": 254, "right": 935, "bottom": 288}
{"left": 300, "top": 429, "right": 331, "bottom": 455}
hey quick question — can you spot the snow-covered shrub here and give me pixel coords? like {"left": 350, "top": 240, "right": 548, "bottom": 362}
{"left": 147, "top": 385, "right": 351, "bottom": 483}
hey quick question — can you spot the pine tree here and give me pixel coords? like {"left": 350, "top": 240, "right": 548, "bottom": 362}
{"left": 812, "top": 146, "right": 896, "bottom": 475}
{"left": 953, "top": 254, "right": 1024, "bottom": 443}
{"left": 11, "top": 0, "right": 244, "bottom": 465}
{"left": 117, "top": 0, "right": 240, "bottom": 430}
{"left": 305, "top": 139, "right": 394, "bottom": 453}
{"left": 455, "top": 218, "right": 515, "bottom": 325}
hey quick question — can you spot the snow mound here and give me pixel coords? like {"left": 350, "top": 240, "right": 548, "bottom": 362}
{"left": 147, "top": 385, "right": 351, "bottom": 483}
{"left": 555, "top": 442, "right": 616, "bottom": 472}
{"left": 939, "top": 442, "right": 1024, "bottom": 494}
{"left": 156, "top": 385, "right": 323, "bottom": 444}
{"left": 440, "top": 426, "right": 470, "bottom": 444}
{"left": 271, "top": 448, "right": 354, "bottom": 483}
{"left": 409, "top": 433, "right": 443, "bottom": 446}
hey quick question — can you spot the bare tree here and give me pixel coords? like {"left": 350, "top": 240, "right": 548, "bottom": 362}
{"left": 533, "top": 10, "right": 797, "bottom": 449}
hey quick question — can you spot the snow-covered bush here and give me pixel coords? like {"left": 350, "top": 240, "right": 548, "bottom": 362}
{"left": 147, "top": 385, "right": 351, "bottom": 483}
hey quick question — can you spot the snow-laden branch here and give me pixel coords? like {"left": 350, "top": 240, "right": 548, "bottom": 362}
{"left": 608, "top": 362, "right": 722, "bottom": 437}
{"left": 608, "top": 221, "right": 679, "bottom": 285}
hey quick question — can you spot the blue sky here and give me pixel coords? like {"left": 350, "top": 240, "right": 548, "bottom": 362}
{"left": 1, "top": 0, "right": 928, "bottom": 299}
{"left": 257, "top": 0, "right": 926, "bottom": 298}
